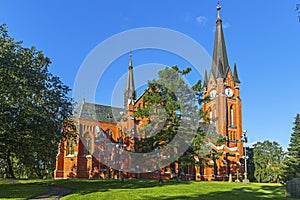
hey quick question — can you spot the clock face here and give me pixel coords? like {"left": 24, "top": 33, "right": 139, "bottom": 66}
{"left": 210, "top": 89, "right": 217, "bottom": 99}
{"left": 225, "top": 88, "right": 233, "bottom": 97}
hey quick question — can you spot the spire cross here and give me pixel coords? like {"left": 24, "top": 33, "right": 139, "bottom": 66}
{"left": 217, "top": 0, "right": 221, "bottom": 20}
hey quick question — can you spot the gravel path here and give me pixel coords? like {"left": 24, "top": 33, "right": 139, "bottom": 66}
{"left": 29, "top": 185, "right": 74, "bottom": 200}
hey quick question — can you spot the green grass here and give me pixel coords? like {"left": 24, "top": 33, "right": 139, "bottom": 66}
{"left": 0, "top": 179, "right": 285, "bottom": 200}
{"left": 57, "top": 180, "right": 285, "bottom": 200}
{"left": 0, "top": 180, "right": 47, "bottom": 200}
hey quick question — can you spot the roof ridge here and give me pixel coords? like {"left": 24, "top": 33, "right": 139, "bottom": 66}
{"left": 82, "top": 102, "right": 123, "bottom": 109}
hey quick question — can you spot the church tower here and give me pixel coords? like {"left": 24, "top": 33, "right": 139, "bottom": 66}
{"left": 202, "top": 3, "right": 243, "bottom": 179}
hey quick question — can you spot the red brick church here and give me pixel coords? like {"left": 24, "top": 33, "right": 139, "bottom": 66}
{"left": 54, "top": 4, "right": 246, "bottom": 181}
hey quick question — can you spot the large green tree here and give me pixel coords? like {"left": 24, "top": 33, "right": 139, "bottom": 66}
{"left": 253, "top": 141, "right": 284, "bottom": 183}
{"left": 134, "top": 66, "right": 220, "bottom": 172}
{"left": 134, "top": 66, "right": 198, "bottom": 154}
{"left": 0, "top": 24, "right": 74, "bottom": 178}
{"left": 282, "top": 114, "right": 300, "bottom": 181}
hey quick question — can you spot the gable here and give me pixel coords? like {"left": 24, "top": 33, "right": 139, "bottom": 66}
{"left": 224, "top": 68, "right": 234, "bottom": 88}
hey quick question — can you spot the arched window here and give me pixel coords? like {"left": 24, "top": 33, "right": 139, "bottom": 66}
{"left": 106, "top": 129, "right": 113, "bottom": 140}
{"left": 230, "top": 105, "right": 234, "bottom": 126}
{"left": 213, "top": 159, "right": 218, "bottom": 176}
{"left": 67, "top": 138, "right": 75, "bottom": 155}
{"left": 84, "top": 133, "right": 92, "bottom": 155}
{"left": 228, "top": 132, "right": 231, "bottom": 140}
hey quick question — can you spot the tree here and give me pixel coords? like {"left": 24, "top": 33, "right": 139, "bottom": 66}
{"left": 134, "top": 66, "right": 220, "bottom": 173}
{"left": 134, "top": 66, "right": 197, "bottom": 153}
{"left": 253, "top": 141, "right": 284, "bottom": 183}
{"left": 282, "top": 114, "right": 300, "bottom": 181}
{"left": 245, "top": 147, "right": 256, "bottom": 182}
{"left": 0, "top": 24, "right": 75, "bottom": 178}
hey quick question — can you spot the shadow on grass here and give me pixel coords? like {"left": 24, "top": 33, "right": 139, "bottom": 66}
{"left": 51, "top": 179, "right": 192, "bottom": 196}
{"left": 0, "top": 182, "right": 48, "bottom": 199}
{"left": 50, "top": 179, "right": 285, "bottom": 199}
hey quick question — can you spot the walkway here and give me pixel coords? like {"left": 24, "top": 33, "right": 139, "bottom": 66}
{"left": 29, "top": 185, "right": 74, "bottom": 200}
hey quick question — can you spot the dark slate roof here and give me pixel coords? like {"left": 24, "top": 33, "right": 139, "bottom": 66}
{"left": 204, "top": 69, "right": 209, "bottom": 87}
{"left": 73, "top": 102, "right": 124, "bottom": 123}
{"left": 211, "top": 5, "right": 230, "bottom": 80}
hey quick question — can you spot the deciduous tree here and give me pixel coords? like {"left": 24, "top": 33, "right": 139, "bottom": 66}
{"left": 0, "top": 24, "right": 75, "bottom": 178}
{"left": 253, "top": 141, "right": 284, "bottom": 183}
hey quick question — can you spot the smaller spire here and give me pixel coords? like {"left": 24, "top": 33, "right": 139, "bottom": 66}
{"left": 82, "top": 96, "right": 85, "bottom": 104}
{"left": 233, "top": 63, "right": 241, "bottom": 83}
{"left": 124, "top": 51, "right": 136, "bottom": 108}
{"left": 204, "top": 69, "right": 209, "bottom": 87}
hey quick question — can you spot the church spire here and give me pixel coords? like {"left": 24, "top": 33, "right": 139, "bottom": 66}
{"left": 124, "top": 51, "right": 136, "bottom": 108}
{"left": 211, "top": 3, "right": 229, "bottom": 79}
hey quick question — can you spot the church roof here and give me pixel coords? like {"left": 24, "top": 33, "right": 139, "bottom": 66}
{"left": 211, "top": 5, "right": 230, "bottom": 79}
{"left": 73, "top": 101, "right": 124, "bottom": 123}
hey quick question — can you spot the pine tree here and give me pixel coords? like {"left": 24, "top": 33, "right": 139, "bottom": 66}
{"left": 134, "top": 66, "right": 219, "bottom": 172}
{"left": 283, "top": 114, "right": 300, "bottom": 181}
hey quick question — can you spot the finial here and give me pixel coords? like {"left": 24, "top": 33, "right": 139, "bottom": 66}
{"left": 82, "top": 96, "right": 85, "bottom": 103}
{"left": 129, "top": 50, "right": 133, "bottom": 68}
{"left": 217, "top": 0, "right": 221, "bottom": 20}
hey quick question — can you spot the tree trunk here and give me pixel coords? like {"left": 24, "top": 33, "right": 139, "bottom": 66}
{"left": 5, "top": 152, "right": 15, "bottom": 178}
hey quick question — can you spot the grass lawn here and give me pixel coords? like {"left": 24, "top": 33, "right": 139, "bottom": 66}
{"left": 0, "top": 179, "right": 285, "bottom": 200}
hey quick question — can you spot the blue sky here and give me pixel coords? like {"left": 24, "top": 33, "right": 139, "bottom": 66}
{"left": 1, "top": 0, "right": 300, "bottom": 149}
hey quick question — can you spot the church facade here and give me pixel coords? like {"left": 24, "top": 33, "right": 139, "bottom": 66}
{"left": 54, "top": 5, "right": 245, "bottom": 181}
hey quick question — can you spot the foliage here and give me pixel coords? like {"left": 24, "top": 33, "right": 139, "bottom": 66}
{"left": 134, "top": 66, "right": 184, "bottom": 153}
{"left": 134, "top": 66, "right": 198, "bottom": 153}
{"left": 282, "top": 114, "right": 300, "bottom": 182}
{"left": 253, "top": 141, "right": 284, "bottom": 183}
{"left": 0, "top": 24, "right": 75, "bottom": 179}
{"left": 134, "top": 66, "right": 222, "bottom": 170}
